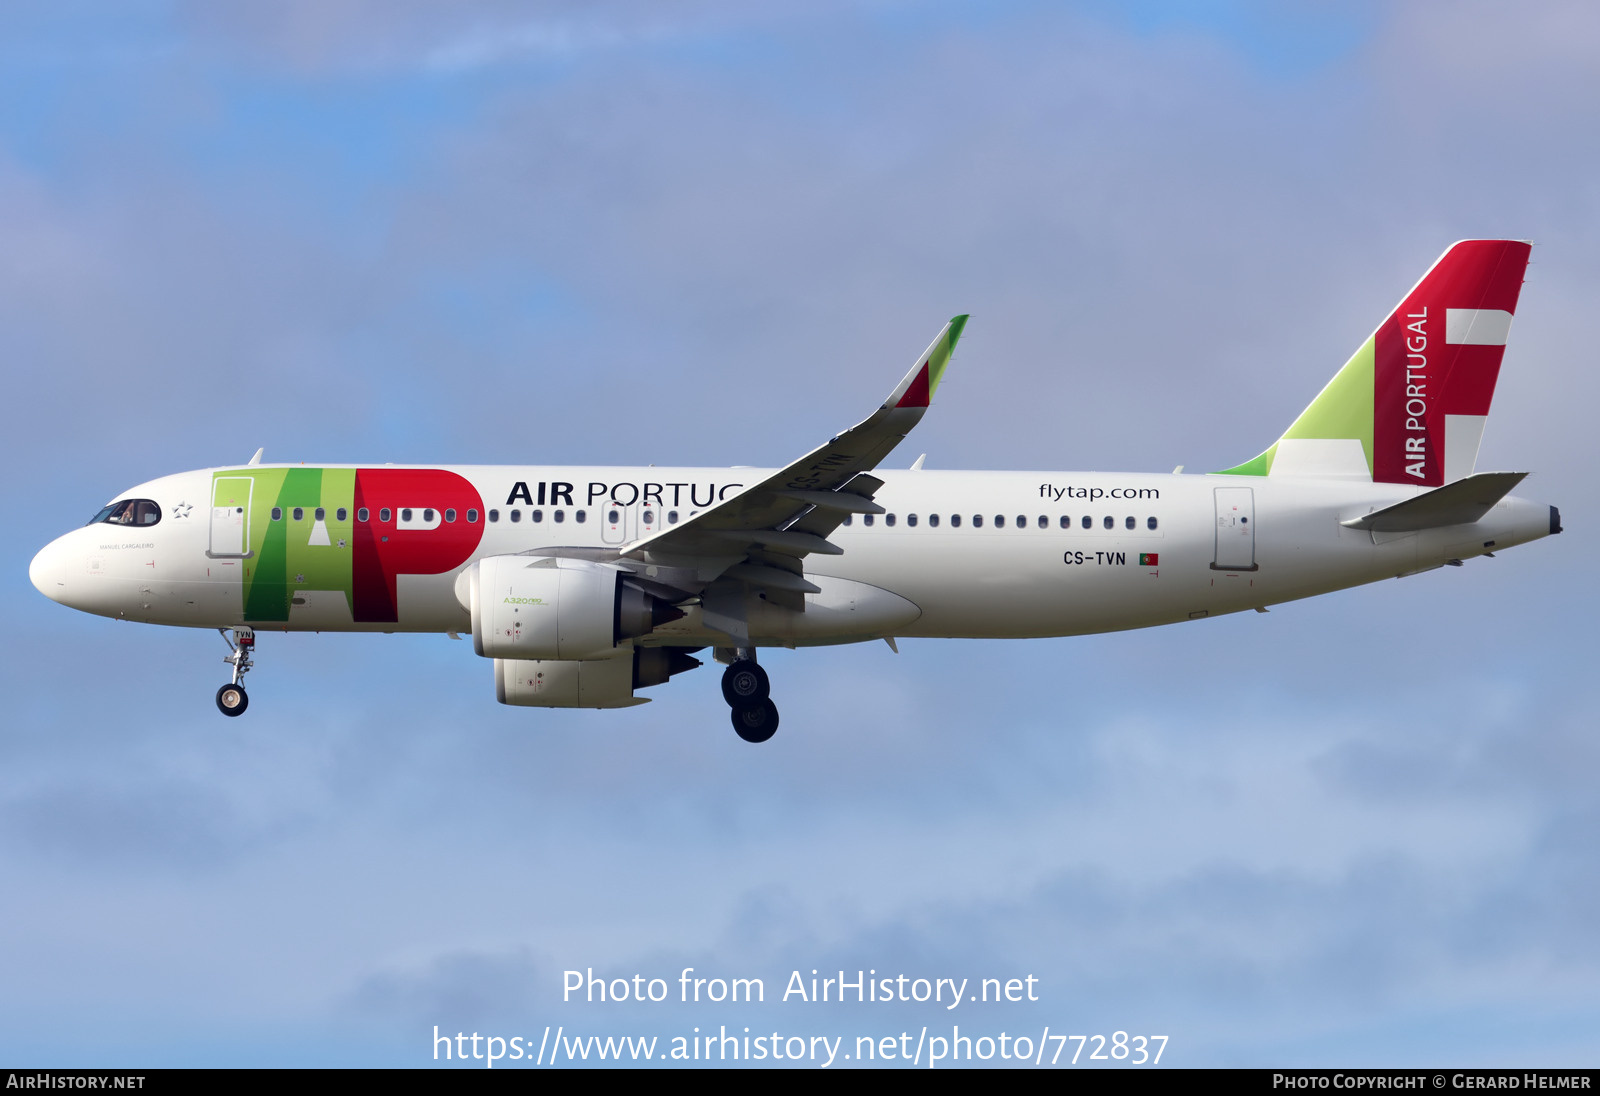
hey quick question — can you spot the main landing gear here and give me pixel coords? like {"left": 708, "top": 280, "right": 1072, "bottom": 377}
{"left": 216, "top": 627, "right": 255, "bottom": 717}
{"left": 721, "top": 651, "right": 778, "bottom": 743}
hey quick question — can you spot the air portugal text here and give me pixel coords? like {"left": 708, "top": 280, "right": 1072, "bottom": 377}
{"left": 1403, "top": 307, "right": 1430, "bottom": 479}
{"left": 504, "top": 480, "right": 746, "bottom": 508}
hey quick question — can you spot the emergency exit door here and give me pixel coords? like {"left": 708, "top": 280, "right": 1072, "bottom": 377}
{"left": 601, "top": 502, "right": 632, "bottom": 545}
{"left": 601, "top": 498, "right": 667, "bottom": 546}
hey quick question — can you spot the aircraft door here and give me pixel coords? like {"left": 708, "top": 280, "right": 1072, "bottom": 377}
{"left": 209, "top": 476, "right": 254, "bottom": 558}
{"left": 1212, "top": 487, "right": 1258, "bottom": 571}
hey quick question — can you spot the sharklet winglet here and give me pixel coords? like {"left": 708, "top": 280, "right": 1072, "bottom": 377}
{"left": 885, "top": 314, "right": 967, "bottom": 410}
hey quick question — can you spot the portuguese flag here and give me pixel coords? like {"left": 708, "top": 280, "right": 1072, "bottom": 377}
{"left": 1140, "top": 553, "right": 1159, "bottom": 566}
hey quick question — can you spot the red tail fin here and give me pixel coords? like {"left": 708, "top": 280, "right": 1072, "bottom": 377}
{"left": 1373, "top": 240, "right": 1531, "bottom": 486}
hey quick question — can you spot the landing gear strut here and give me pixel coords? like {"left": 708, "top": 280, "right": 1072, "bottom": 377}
{"left": 720, "top": 651, "right": 778, "bottom": 743}
{"left": 216, "top": 627, "right": 255, "bottom": 717}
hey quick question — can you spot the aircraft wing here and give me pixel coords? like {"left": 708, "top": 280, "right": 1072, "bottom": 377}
{"left": 621, "top": 315, "right": 967, "bottom": 606}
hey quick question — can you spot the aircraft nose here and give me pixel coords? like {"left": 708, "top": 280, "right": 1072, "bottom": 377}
{"left": 29, "top": 538, "right": 68, "bottom": 603}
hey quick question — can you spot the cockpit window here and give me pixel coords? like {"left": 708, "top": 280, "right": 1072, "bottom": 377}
{"left": 88, "top": 499, "right": 161, "bottom": 527}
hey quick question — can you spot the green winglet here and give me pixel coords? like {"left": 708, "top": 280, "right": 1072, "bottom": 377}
{"left": 928, "top": 314, "right": 968, "bottom": 398}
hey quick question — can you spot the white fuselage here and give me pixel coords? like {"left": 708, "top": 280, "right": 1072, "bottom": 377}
{"left": 29, "top": 464, "right": 1555, "bottom": 646}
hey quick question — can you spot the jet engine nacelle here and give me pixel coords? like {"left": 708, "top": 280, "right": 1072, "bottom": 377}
{"left": 495, "top": 647, "right": 702, "bottom": 709}
{"left": 495, "top": 653, "right": 641, "bottom": 708}
{"left": 457, "top": 554, "right": 683, "bottom": 661}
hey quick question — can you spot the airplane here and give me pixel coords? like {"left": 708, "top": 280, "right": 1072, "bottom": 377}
{"left": 29, "top": 240, "right": 1560, "bottom": 743}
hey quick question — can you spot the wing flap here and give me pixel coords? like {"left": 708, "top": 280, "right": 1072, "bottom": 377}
{"left": 775, "top": 488, "right": 886, "bottom": 514}
{"left": 706, "top": 528, "right": 845, "bottom": 555}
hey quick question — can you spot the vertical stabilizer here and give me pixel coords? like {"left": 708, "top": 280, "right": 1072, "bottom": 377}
{"left": 1219, "top": 240, "right": 1531, "bottom": 485}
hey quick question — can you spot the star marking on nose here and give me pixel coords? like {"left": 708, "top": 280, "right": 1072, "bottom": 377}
{"left": 172, "top": 502, "right": 194, "bottom": 519}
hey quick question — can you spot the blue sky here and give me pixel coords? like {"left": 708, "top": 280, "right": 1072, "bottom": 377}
{"left": 4, "top": 0, "right": 1598, "bottom": 1068}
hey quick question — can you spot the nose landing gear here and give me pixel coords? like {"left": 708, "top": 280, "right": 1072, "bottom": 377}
{"left": 216, "top": 628, "right": 255, "bottom": 717}
{"left": 721, "top": 651, "right": 778, "bottom": 743}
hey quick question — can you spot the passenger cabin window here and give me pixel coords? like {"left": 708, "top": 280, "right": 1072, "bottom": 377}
{"left": 444, "top": 509, "right": 456, "bottom": 523}
{"left": 532, "top": 509, "right": 543, "bottom": 523}
{"left": 292, "top": 507, "right": 304, "bottom": 522}
{"left": 1081, "top": 515, "right": 1092, "bottom": 529}
{"left": 907, "top": 514, "right": 918, "bottom": 527}
{"left": 1037, "top": 515, "right": 1047, "bottom": 529}
{"left": 510, "top": 509, "right": 522, "bottom": 523}
{"left": 608, "top": 509, "right": 620, "bottom": 524}
{"left": 843, "top": 515, "right": 853, "bottom": 526}
{"left": 928, "top": 514, "right": 939, "bottom": 527}
{"left": 1125, "top": 516, "right": 1135, "bottom": 530}
{"left": 555, "top": 510, "right": 565, "bottom": 523}
{"left": 380, "top": 508, "right": 392, "bottom": 522}
{"left": 467, "top": 509, "right": 479, "bottom": 523}
{"left": 668, "top": 510, "right": 679, "bottom": 524}
{"left": 973, "top": 515, "right": 983, "bottom": 528}
{"left": 400, "top": 508, "right": 413, "bottom": 522}
{"left": 1059, "top": 515, "right": 1070, "bottom": 529}
{"left": 950, "top": 514, "right": 960, "bottom": 527}
{"left": 1147, "top": 516, "right": 1158, "bottom": 530}
{"left": 576, "top": 510, "right": 586, "bottom": 523}
{"left": 995, "top": 515, "right": 1005, "bottom": 528}
{"left": 92, "top": 499, "right": 163, "bottom": 527}
{"left": 488, "top": 509, "right": 500, "bottom": 523}
{"left": 314, "top": 507, "right": 326, "bottom": 521}
{"left": 271, "top": 507, "right": 283, "bottom": 521}
{"left": 886, "top": 514, "right": 896, "bottom": 527}
{"left": 1018, "top": 515, "right": 1027, "bottom": 528}
{"left": 357, "top": 507, "right": 370, "bottom": 522}
{"left": 424, "top": 508, "right": 436, "bottom": 522}
{"left": 642, "top": 510, "right": 655, "bottom": 524}
{"left": 1103, "top": 515, "right": 1114, "bottom": 529}
{"left": 336, "top": 508, "right": 348, "bottom": 522}
{"left": 863, "top": 514, "right": 874, "bottom": 527}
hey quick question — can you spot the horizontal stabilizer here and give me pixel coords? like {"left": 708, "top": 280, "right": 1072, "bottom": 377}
{"left": 1340, "top": 471, "right": 1527, "bottom": 532}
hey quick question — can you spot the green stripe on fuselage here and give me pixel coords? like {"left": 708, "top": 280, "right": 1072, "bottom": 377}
{"left": 218, "top": 467, "right": 356, "bottom": 623}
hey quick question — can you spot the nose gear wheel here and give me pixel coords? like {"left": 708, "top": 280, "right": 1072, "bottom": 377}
{"left": 216, "top": 683, "right": 248, "bottom": 716}
{"left": 216, "top": 628, "right": 256, "bottom": 717}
